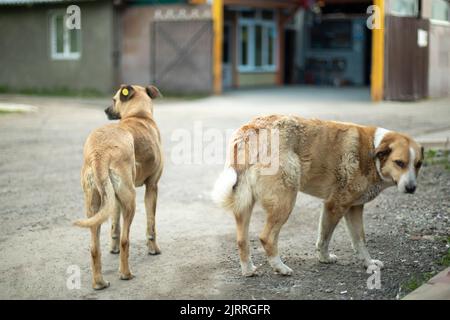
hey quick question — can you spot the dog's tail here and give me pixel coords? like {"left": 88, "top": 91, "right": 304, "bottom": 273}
{"left": 211, "top": 166, "right": 238, "bottom": 210}
{"left": 74, "top": 162, "right": 116, "bottom": 228}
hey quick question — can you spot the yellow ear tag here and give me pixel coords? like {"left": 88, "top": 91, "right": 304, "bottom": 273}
{"left": 122, "top": 88, "right": 129, "bottom": 96}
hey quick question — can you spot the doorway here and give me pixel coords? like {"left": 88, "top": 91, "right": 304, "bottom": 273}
{"left": 222, "top": 22, "right": 233, "bottom": 89}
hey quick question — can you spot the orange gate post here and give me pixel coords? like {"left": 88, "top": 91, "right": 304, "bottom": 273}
{"left": 371, "top": 0, "right": 385, "bottom": 101}
{"left": 212, "top": 0, "right": 223, "bottom": 95}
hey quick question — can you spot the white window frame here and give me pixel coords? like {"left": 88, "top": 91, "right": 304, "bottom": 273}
{"left": 431, "top": 0, "right": 450, "bottom": 23}
{"left": 49, "top": 10, "right": 81, "bottom": 60}
{"left": 388, "top": 0, "right": 419, "bottom": 17}
{"left": 238, "top": 11, "right": 277, "bottom": 73}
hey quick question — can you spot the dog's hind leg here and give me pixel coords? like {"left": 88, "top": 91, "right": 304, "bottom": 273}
{"left": 344, "top": 205, "right": 384, "bottom": 269}
{"left": 90, "top": 225, "right": 110, "bottom": 290}
{"left": 83, "top": 178, "right": 110, "bottom": 290}
{"left": 316, "top": 200, "right": 349, "bottom": 264}
{"left": 109, "top": 201, "right": 121, "bottom": 254}
{"left": 145, "top": 183, "right": 161, "bottom": 255}
{"left": 259, "top": 187, "right": 297, "bottom": 276}
{"left": 234, "top": 202, "right": 256, "bottom": 277}
{"left": 116, "top": 177, "right": 136, "bottom": 280}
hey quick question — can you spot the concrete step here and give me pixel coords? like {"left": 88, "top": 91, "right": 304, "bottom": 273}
{"left": 403, "top": 268, "right": 450, "bottom": 300}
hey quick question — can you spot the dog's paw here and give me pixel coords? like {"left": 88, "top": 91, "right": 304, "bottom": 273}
{"left": 147, "top": 239, "right": 161, "bottom": 255}
{"left": 269, "top": 256, "right": 293, "bottom": 276}
{"left": 273, "top": 264, "right": 293, "bottom": 276}
{"left": 93, "top": 280, "right": 110, "bottom": 290}
{"left": 241, "top": 261, "right": 258, "bottom": 277}
{"left": 318, "top": 253, "right": 338, "bottom": 264}
{"left": 119, "top": 272, "right": 134, "bottom": 280}
{"left": 110, "top": 240, "right": 120, "bottom": 254}
{"left": 364, "top": 259, "right": 384, "bottom": 269}
{"left": 148, "top": 246, "right": 161, "bottom": 255}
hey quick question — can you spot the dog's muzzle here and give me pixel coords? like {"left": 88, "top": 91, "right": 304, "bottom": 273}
{"left": 405, "top": 184, "right": 416, "bottom": 194}
{"left": 104, "top": 107, "right": 121, "bottom": 120}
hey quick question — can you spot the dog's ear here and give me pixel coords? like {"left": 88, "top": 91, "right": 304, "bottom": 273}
{"left": 420, "top": 146, "right": 424, "bottom": 159}
{"left": 373, "top": 141, "right": 392, "bottom": 160}
{"left": 119, "top": 85, "right": 135, "bottom": 102}
{"left": 146, "top": 85, "right": 162, "bottom": 99}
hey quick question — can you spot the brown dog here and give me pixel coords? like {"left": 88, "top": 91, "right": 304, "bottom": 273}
{"left": 74, "top": 84, "right": 163, "bottom": 289}
{"left": 212, "top": 115, "right": 424, "bottom": 276}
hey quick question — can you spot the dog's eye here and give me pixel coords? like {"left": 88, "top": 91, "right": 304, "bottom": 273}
{"left": 394, "top": 160, "right": 405, "bottom": 168}
{"left": 415, "top": 161, "right": 422, "bottom": 169}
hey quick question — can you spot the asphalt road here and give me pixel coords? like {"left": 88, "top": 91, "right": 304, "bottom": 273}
{"left": 0, "top": 87, "right": 449, "bottom": 299}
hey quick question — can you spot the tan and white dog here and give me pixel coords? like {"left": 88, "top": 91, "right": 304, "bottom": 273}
{"left": 74, "top": 85, "right": 163, "bottom": 289}
{"left": 212, "top": 115, "right": 423, "bottom": 276}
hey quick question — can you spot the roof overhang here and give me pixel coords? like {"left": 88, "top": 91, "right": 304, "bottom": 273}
{"left": 223, "top": 0, "right": 309, "bottom": 10}
{"left": 0, "top": 0, "right": 97, "bottom": 6}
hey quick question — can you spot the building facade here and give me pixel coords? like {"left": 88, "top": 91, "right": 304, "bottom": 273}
{"left": 0, "top": 0, "right": 120, "bottom": 94}
{"left": 0, "top": 0, "right": 449, "bottom": 100}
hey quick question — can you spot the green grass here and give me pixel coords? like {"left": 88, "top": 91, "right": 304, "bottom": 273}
{"left": 439, "top": 237, "right": 450, "bottom": 267}
{"left": 0, "top": 86, "right": 210, "bottom": 100}
{"left": 0, "top": 86, "right": 105, "bottom": 98}
{"left": 401, "top": 237, "right": 450, "bottom": 296}
{"left": 402, "top": 271, "right": 437, "bottom": 293}
{"left": 425, "top": 149, "right": 450, "bottom": 171}
{"left": 0, "top": 109, "right": 23, "bottom": 115}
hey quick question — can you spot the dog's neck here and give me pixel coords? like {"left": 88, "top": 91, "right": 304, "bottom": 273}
{"left": 122, "top": 103, "right": 154, "bottom": 121}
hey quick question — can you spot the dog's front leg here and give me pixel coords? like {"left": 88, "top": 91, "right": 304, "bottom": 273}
{"left": 145, "top": 183, "right": 161, "bottom": 255}
{"left": 344, "top": 205, "right": 384, "bottom": 269}
{"left": 316, "top": 201, "right": 348, "bottom": 264}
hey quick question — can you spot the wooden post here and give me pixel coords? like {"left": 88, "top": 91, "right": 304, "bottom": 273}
{"left": 212, "top": 0, "right": 223, "bottom": 95}
{"left": 371, "top": 0, "right": 385, "bottom": 101}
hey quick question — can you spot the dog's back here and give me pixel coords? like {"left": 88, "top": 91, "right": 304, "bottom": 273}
{"left": 75, "top": 123, "right": 135, "bottom": 228}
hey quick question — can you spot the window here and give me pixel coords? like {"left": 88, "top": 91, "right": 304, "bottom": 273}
{"left": 389, "top": 0, "right": 419, "bottom": 17}
{"left": 50, "top": 11, "right": 81, "bottom": 60}
{"left": 238, "top": 10, "right": 276, "bottom": 72}
{"left": 432, "top": 0, "right": 450, "bottom": 22}
{"left": 310, "top": 20, "right": 352, "bottom": 50}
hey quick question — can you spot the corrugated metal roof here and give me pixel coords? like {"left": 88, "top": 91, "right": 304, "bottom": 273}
{"left": 0, "top": 0, "right": 93, "bottom": 5}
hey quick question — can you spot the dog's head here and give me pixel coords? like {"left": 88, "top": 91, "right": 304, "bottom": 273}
{"left": 374, "top": 131, "right": 424, "bottom": 194}
{"left": 104, "top": 84, "right": 162, "bottom": 120}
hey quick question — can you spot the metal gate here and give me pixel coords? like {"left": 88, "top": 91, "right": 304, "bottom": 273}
{"left": 384, "top": 16, "right": 429, "bottom": 101}
{"left": 151, "top": 20, "right": 213, "bottom": 94}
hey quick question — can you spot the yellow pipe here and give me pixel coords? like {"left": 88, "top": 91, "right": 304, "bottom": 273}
{"left": 371, "top": 0, "right": 385, "bottom": 101}
{"left": 212, "top": 0, "right": 223, "bottom": 95}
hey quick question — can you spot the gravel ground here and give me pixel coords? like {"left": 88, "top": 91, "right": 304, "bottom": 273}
{"left": 0, "top": 88, "right": 449, "bottom": 300}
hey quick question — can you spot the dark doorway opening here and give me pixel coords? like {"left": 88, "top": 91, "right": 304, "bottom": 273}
{"left": 284, "top": 29, "right": 296, "bottom": 84}
{"left": 364, "top": 23, "right": 372, "bottom": 86}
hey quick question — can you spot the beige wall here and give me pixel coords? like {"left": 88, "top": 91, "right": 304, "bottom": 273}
{"left": 238, "top": 72, "right": 277, "bottom": 87}
{"left": 428, "top": 22, "right": 450, "bottom": 98}
{"left": 120, "top": 6, "right": 154, "bottom": 85}
{"left": 421, "top": 0, "right": 432, "bottom": 19}
{"left": 121, "top": 4, "right": 213, "bottom": 94}
{"left": 0, "top": 1, "right": 115, "bottom": 94}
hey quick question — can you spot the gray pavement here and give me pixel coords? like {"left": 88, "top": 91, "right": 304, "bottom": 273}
{"left": 0, "top": 87, "right": 449, "bottom": 300}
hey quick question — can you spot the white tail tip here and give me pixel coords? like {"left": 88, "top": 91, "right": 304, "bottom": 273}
{"left": 211, "top": 167, "right": 237, "bottom": 207}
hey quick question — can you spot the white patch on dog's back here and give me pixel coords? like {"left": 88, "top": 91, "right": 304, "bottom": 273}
{"left": 374, "top": 127, "right": 390, "bottom": 148}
